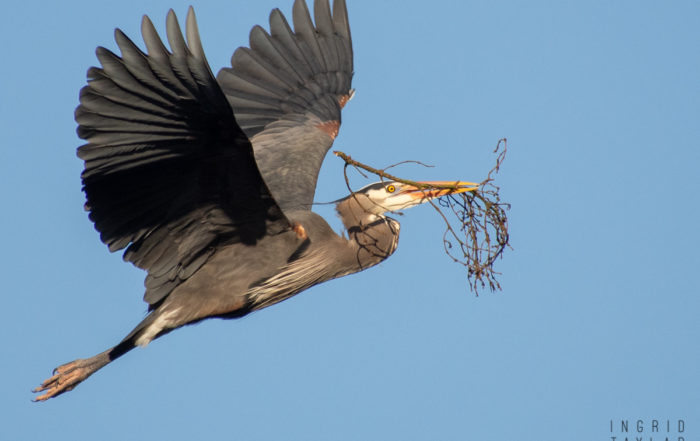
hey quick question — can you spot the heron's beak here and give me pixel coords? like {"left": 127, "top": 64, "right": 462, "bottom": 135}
{"left": 404, "top": 180, "right": 479, "bottom": 201}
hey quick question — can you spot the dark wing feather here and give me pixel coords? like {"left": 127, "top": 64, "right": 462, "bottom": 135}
{"left": 76, "top": 8, "right": 290, "bottom": 307}
{"left": 217, "top": 0, "right": 354, "bottom": 212}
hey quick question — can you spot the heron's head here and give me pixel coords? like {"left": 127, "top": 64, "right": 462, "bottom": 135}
{"left": 344, "top": 180, "right": 479, "bottom": 215}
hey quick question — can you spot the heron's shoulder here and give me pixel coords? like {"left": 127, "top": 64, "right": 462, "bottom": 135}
{"left": 286, "top": 209, "right": 323, "bottom": 224}
{"left": 286, "top": 210, "right": 342, "bottom": 242}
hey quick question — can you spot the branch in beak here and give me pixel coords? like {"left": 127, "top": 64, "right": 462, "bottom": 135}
{"left": 405, "top": 180, "right": 479, "bottom": 201}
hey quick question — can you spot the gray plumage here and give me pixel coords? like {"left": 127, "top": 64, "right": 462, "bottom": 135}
{"left": 218, "top": 0, "right": 353, "bottom": 211}
{"left": 33, "top": 0, "right": 477, "bottom": 402}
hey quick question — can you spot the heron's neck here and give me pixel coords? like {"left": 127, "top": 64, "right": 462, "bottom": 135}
{"left": 336, "top": 197, "right": 400, "bottom": 268}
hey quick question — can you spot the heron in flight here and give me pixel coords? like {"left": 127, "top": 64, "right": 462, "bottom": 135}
{"left": 33, "top": 0, "right": 477, "bottom": 401}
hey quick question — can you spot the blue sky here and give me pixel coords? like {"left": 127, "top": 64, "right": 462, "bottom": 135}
{"left": 2, "top": 0, "right": 699, "bottom": 440}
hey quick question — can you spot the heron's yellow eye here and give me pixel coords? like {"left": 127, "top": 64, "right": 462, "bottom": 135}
{"left": 386, "top": 184, "right": 396, "bottom": 193}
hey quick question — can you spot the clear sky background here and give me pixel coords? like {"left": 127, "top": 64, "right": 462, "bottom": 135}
{"left": 2, "top": 0, "right": 698, "bottom": 440}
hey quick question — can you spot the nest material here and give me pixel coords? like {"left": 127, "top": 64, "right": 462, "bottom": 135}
{"left": 335, "top": 138, "right": 510, "bottom": 293}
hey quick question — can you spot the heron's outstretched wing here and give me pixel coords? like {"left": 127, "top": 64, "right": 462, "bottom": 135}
{"left": 217, "top": 0, "right": 353, "bottom": 213}
{"left": 76, "top": 8, "right": 290, "bottom": 307}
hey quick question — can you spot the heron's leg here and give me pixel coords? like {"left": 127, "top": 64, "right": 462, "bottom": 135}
{"left": 32, "top": 310, "right": 160, "bottom": 402}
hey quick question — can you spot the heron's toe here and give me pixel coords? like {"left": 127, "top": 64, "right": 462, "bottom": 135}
{"left": 32, "top": 360, "right": 90, "bottom": 401}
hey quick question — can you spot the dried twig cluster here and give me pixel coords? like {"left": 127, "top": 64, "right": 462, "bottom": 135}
{"left": 334, "top": 138, "right": 510, "bottom": 293}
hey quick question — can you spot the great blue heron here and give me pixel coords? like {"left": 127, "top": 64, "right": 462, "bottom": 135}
{"left": 33, "top": 0, "right": 477, "bottom": 401}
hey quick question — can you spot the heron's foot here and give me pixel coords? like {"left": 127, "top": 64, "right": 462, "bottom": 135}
{"left": 32, "top": 358, "right": 96, "bottom": 401}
